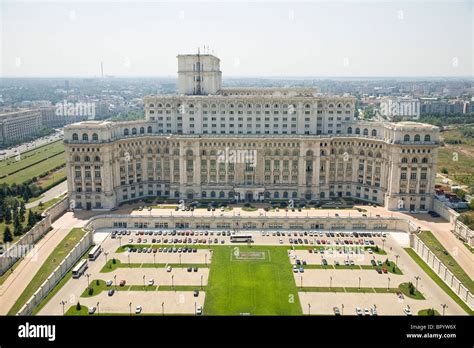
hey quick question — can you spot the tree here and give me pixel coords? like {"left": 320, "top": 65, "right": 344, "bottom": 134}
{"left": 5, "top": 207, "right": 12, "bottom": 224}
{"left": 453, "top": 188, "right": 466, "bottom": 200}
{"left": 27, "top": 209, "right": 36, "bottom": 227}
{"left": 76, "top": 301, "right": 81, "bottom": 310}
{"left": 3, "top": 226, "right": 13, "bottom": 243}
{"left": 19, "top": 201, "right": 26, "bottom": 222}
{"left": 408, "top": 282, "right": 415, "bottom": 295}
{"left": 441, "top": 168, "right": 449, "bottom": 175}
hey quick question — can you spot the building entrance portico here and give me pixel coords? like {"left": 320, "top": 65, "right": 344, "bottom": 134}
{"left": 235, "top": 187, "right": 265, "bottom": 202}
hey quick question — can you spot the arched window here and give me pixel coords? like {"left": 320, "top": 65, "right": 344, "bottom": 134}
{"left": 371, "top": 129, "right": 377, "bottom": 137}
{"left": 359, "top": 150, "right": 365, "bottom": 156}
{"left": 412, "top": 157, "right": 418, "bottom": 163}
{"left": 82, "top": 133, "right": 88, "bottom": 141}
{"left": 414, "top": 134, "right": 420, "bottom": 142}
{"left": 210, "top": 191, "right": 216, "bottom": 198}
{"left": 320, "top": 150, "right": 326, "bottom": 156}
{"left": 219, "top": 191, "right": 225, "bottom": 198}
{"left": 92, "top": 133, "right": 99, "bottom": 141}
{"left": 84, "top": 155, "right": 90, "bottom": 162}
{"left": 132, "top": 128, "right": 137, "bottom": 135}
{"left": 292, "top": 192, "right": 298, "bottom": 199}
{"left": 140, "top": 127, "right": 145, "bottom": 134}
{"left": 74, "top": 155, "right": 80, "bottom": 162}
{"left": 283, "top": 191, "right": 289, "bottom": 199}
{"left": 72, "top": 133, "right": 78, "bottom": 141}
{"left": 147, "top": 126, "right": 152, "bottom": 133}
{"left": 363, "top": 129, "right": 368, "bottom": 136}
{"left": 174, "top": 191, "right": 180, "bottom": 198}
{"left": 274, "top": 192, "right": 280, "bottom": 198}
{"left": 306, "top": 150, "right": 314, "bottom": 156}
{"left": 401, "top": 157, "right": 408, "bottom": 163}
{"left": 124, "top": 129, "right": 129, "bottom": 136}
{"left": 347, "top": 127, "right": 353, "bottom": 134}
{"left": 424, "top": 134, "right": 431, "bottom": 142}
{"left": 355, "top": 128, "right": 361, "bottom": 135}
{"left": 422, "top": 157, "right": 428, "bottom": 163}
{"left": 201, "top": 191, "right": 207, "bottom": 198}
{"left": 404, "top": 134, "right": 410, "bottom": 142}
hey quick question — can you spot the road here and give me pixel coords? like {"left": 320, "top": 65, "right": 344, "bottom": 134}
{"left": 26, "top": 181, "right": 68, "bottom": 209}
{"left": 0, "top": 130, "right": 63, "bottom": 161}
{"left": 0, "top": 211, "right": 93, "bottom": 315}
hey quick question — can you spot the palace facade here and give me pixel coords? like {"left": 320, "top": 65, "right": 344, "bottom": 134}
{"left": 64, "top": 53, "right": 439, "bottom": 211}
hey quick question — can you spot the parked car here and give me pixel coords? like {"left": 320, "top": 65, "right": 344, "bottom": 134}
{"left": 355, "top": 307, "right": 363, "bottom": 316}
{"left": 196, "top": 306, "right": 203, "bottom": 315}
{"left": 333, "top": 307, "right": 340, "bottom": 316}
{"left": 119, "top": 280, "right": 126, "bottom": 286}
{"left": 108, "top": 289, "right": 115, "bottom": 296}
{"left": 88, "top": 306, "right": 96, "bottom": 315}
{"left": 193, "top": 290, "right": 199, "bottom": 297}
{"left": 106, "top": 280, "right": 113, "bottom": 286}
{"left": 135, "top": 305, "right": 142, "bottom": 314}
{"left": 403, "top": 307, "right": 412, "bottom": 316}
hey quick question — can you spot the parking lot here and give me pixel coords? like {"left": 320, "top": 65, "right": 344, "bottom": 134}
{"left": 37, "top": 224, "right": 466, "bottom": 316}
{"left": 299, "top": 292, "right": 448, "bottom": 316}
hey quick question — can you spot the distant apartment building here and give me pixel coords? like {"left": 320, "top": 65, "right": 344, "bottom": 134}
{"left": 420, "top": 98, "right": 465, "bottom": 115}
{"left": 0, "top": 109, "right": 42, "bottom": 145}
{"left": 379, "top": 97, "right": 420, "bottom": 120}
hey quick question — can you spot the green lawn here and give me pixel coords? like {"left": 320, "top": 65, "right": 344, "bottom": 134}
{"left": 0, "top": 141, "right": 65, "bottom": 186}
{"left": 418, "top": 309, "right": 440, "bottom": 316}
{"left": 398, "top": 282, "right": 425, "bottom": 300}
{"left": 7, "top": 228, "right": 86, "bottom": 315}
{"left": 418, "top": 231, "right": 473, "bottom": 293}
{"left": 404, "top": 248, "right": 473, "bottom": 315}
{"left": 204, "top": 245, "right": 302, "bottom": 315}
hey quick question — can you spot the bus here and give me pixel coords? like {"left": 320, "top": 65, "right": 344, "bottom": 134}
{"left": 72, "top": 259, "right": 88, "bottom": 278}
{"left": 230, "top": 234, "right": 253, "bottom": 243}
{"left": 88, "top": 245, "right": 101, "bottom": 261}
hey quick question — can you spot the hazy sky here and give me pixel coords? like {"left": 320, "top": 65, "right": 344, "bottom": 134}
{"left": 1, "top": 0, "right": 472, "bottom": 77}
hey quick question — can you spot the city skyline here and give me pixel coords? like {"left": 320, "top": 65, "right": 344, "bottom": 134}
{"left": 1, "top": 0, "right": 472, "bottom": 78}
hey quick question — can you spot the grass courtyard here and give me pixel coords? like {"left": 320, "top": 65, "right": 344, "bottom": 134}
{"left": 204, "top": 245, "right": 302, "bottom": 315}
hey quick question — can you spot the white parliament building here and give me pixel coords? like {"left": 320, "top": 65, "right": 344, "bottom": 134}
{"left": 64, "top": 52, "right": 440, "bottom": 211}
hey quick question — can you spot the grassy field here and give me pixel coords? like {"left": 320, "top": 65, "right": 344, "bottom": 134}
{"left": 7, "top": 228, "right": 86, "bottom": 315}
{"left": 398, "top": 282, "right": 425, "bottom": 300}
{"left": 438, "top": 128, "right": 474, "bottom": 189}
{"left": 0, "top": 141, "right": 65, "bottom": 185}
{"left": 418, "top": 309, "right": 440, "bottom": 316}
{"left": 404, "top": 248, "right": 473, "bottom": 315}
{"left": 204, "top": 245, "right": 302, "bottom": 315}
{"left": 418, "top": 231, "right": 473, "bottom": 293}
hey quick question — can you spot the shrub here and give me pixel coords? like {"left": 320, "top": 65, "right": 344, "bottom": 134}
{"left": 76, "top": 301, "right": 81, "bottom": 310}
{"left": 112, "top": 258, "right": 116, "bottom": 264}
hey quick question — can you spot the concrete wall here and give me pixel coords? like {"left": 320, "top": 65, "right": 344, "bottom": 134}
{"left": 411, "top": 235, "right": 473, "bottom": 310}
{"left": 17, "top": 229, "right": 93, "bottom": 316}
{"left": 0, "top": 196, "right": 69, "bottom": 276}
{"left": 433, "top": 198, "right": 474, "bottom": 246}
{"left": 84, "top": 213, "right": 418, "bottom": 234}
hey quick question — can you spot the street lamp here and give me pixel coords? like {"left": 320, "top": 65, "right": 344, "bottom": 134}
{"left": 341, "top": 304, "right": 344, "bottom": 316}
{"left": 60, "top": 300, "right": 67, "bottom": 315}
{"left": 194, "top": 301, "right": 197, "bottom": 316}
{"left": 143, "top": 275, "right": 145, "bottom": 289}
{"left": 387, "top": 277, "right": 391, "bottom": 290}
{"left": 114, "top": 274, "right": 117, "bottom": 289}
{"left": 358, "top": 277, "right": 361, "bottom": 290}
{"left": 201, "top": 275, "right": 203, "bottom": 290}
{"left": 179, "top": 253, "right": 182, "bottom": 265}
{"left": 129, "top": 302, "right": 132, "bottom": 316}
{"left": 104, "top": 252, "right": 109, "bottom": 264}
{"left": 205, "top": 254, "right": 207, "bottom": 265}
{"left": 96, "top": 301, "right": 100, "bottom": 316}
{"left": 172, "top": 275, "right": 174, "bottom": 289}
{"left": 441, "top": 304, "right": 448, "bottom": 316}
{"left": 162, "top": 301, "right": 164, "bottom": 316}
{"left": 308, "top": 303, "right": 311, "bottom": 316}
{"left": 153, "top": 253, "right": 156, "bottom": 265}
{"left": 128, "top": 253, "right": 130, "bottom": 266}
{"left": 118, "top": 236, "right": 122, "bottom": 247}
{"left": 395, "top": 254, "right": 400, "bottom": 267}
{"left": 381, "top": 238, "right": 386, "bottom": 251}
{"left": 330, "top": 276, "right": 332, "bottom": 290}
{"left": 85, "top": 273, "right": 91, "bottom": 289}
{"left": 300, "top": 275, "right": 303, "bottom": 289}
{"left": 414, "top": 276, "right": 421, "bottom": 292}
